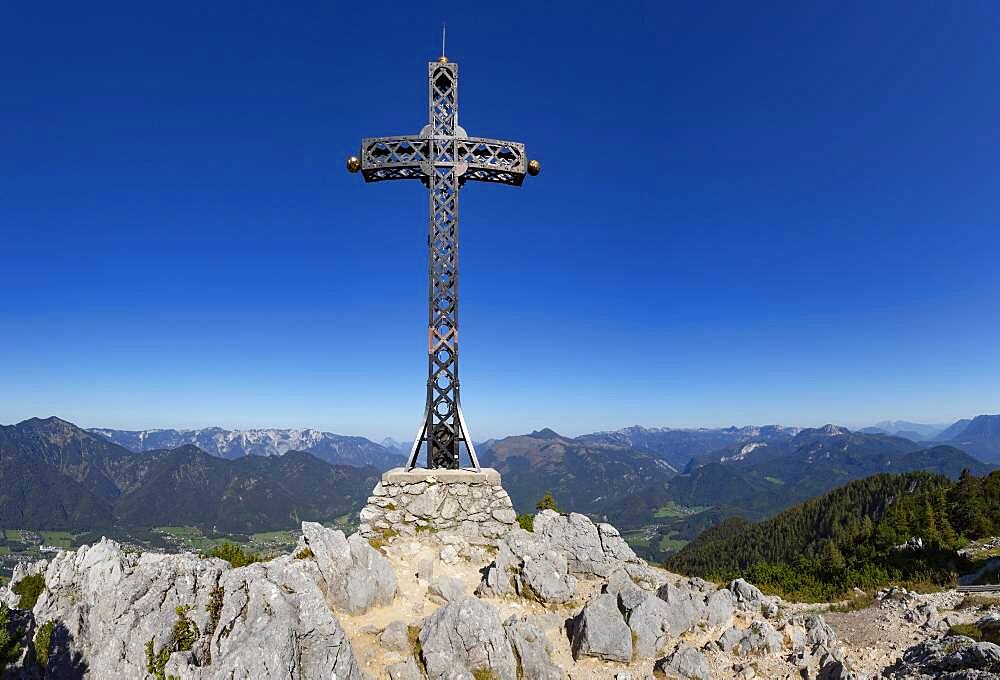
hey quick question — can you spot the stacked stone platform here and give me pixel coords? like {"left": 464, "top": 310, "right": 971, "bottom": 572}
{"left": 357, "top": 467, "right": 517, "bottom": 543}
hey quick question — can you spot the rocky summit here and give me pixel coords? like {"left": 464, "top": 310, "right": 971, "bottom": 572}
{"left": 1, "top": 511, "right": 998, "bottom": 679}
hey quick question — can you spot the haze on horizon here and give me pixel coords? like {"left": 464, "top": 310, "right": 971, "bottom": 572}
{"left": 2, "top": 2, "right": 998, "bottom": 442}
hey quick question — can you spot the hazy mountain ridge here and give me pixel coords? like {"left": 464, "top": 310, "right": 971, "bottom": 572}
{"left": 577, "top": 423, "right": 802, "bottom": 470}
{"left": 858, "top": 420, "right": 949, "bottom": 440}
{"left": 90, "top": 425, "right": 403, "bottom": 470}
{"left": 0, "top": 417, "right": 378, "bottom": 531}
{"left": 935, "top": 414, "right": 1000, "bottom": 464}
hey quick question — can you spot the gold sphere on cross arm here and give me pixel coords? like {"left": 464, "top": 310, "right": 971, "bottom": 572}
{"left": 527, "top": 159, "right": 541, "bottom": 176}
{"left": 346, "top": 156, "right": 361, "bottom": 173}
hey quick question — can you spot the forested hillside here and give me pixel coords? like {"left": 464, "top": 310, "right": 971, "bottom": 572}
{"left": 667, "top": 469, "right": 1000, "bottom": 600}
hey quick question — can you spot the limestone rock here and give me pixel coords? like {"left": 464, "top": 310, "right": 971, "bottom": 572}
{"left": 620, "top": 589, "right": 673, "bottom": 658}
{"left": 718, "top": 621, "right": 784, "bottom": 657}
{"left": 428, "top": 575, "right": 466, "bottom": 603}
{"left": 884, "top": 635, "right": 1000, "bottom": 679}
{"left": 728, "top": 578, "right": 779, "bottom": 618}
{"left": 26, "top": 535, "right": 366, "bottom": 680}
{"left": 1, "top": 558, "right": 48, "bottom": 609}
{"left": 704, "top": 587, "right": 737, "bottom": 627}
{"left": 568, "top": 592, "right": 632, "bottom": 663}
{"left": 387, "top": 657, "right": 424, "bottom": 680}
{"left": 301, "top": 521, "right": 397, "bottom": 614}
{"left": 380, "top": 620, "right": 413, "bottom": 653}
{"left": 418, "top": 596, "right": 517, "bottom": 680}
{"left": 655, "top": 644, "right": 711, "bottom": 680}
{"left": 654, "top": 581, "right": 704, "bottom": 635}
{"left": 476, "top": 529, "right": 577, "bottom": 604}
{"left": 532, "top": 510, "right": 643, "bottom": 578}
{"left": 503, "top": 614, "right": 564, "bottom": 680}
{"left": 417, "top": 556, "right": 434, "bottom": 582}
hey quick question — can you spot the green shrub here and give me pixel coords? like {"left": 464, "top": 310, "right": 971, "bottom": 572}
{"left": 206, "top": 585, "right": 224, "bottom": 632}
{"left": 516, "top": 514, "right": 534, "bottom": 532}
{"left": 34, "top": 620, "right": 54, "bottom": 669}
{"left": 208, "top": 542, "right": 262, "bottom": 568}
{"left": 171, "top": 605, "right": 199, "bottom": 652}
{"left": 0, "top": 603, "right": 24, "bottom": 674}
{"left": 145, "top": 605, "right": 201, "bottom": 680}
{"left": 13, "top": 573, "right": 45, "bottom": 610}
{"left": 294, "top": 546, "right": 314, "bottom": 560}
{"left": 535, "top": 492, "right": 559, "bottom": 512}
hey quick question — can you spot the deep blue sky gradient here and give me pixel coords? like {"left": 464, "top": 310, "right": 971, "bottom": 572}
{"left": 2, "top": 2, "right": 998, "bottom": 439}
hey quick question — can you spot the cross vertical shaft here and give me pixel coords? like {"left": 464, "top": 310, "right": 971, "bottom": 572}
{"left": 347, "top": 56, "right": 539, "bottom": 470}
{"left": 423, "top": 60, "right": 467, "bottom": 469}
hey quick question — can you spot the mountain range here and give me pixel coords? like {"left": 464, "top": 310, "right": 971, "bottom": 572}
{"left": 933, "top": 414, "right": 1000, "bottom": 464}
{"left": 3, "top": 414, "right": 998, "bottom": 561}
{"left": 477, "top": 428, "right": 677, "bottom": 519}
{"left": 471, "top": 422, "right": 994, "bottom": 562}
{"left": 90, "top": 426, "right": 403, "bottom": 470}
{"left": 575, "top": 424, "right": 802, "bottom": 471}
{"left": 0, "top": 417, "right": 377, "bottom": 532}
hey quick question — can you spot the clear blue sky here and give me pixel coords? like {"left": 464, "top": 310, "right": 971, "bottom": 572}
{"left": 2, "top": 2, "right": 998, "bottom": 440}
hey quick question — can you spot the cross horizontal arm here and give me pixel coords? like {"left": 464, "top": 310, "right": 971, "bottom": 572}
{"left": 360, "top": 135, "right": 528, "bottom": 187}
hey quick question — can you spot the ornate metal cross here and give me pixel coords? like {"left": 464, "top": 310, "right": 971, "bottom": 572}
{"left": 347, "top": 55, "right": 538, "bottom": 471}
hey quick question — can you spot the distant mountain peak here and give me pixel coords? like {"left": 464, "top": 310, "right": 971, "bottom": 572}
{"left": 528, "top": 428, "right": 563, "bottom": 440}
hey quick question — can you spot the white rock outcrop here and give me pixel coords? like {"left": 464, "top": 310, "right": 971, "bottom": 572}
{"left": 3, "top": 526, "right": 372, "bottom": 679}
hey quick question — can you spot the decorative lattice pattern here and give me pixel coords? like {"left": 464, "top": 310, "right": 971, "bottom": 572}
{"left": 353, "top": 59, "right": 531, "bottom": 469}
{"left": 425, "top": 162, "right": 461, "bottom": 467}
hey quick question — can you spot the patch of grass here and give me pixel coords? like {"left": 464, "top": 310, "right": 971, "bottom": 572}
{"left": 368, "top": 528, "right": 399, "bottom": 552}
{"left": 949, "top": 623, "right": 983, "bottom": 640}
{"left": 622, "top": 530, "right": 650, "bottom": 548}
{"left": 415, "top": 525, "right": 438, "bottom": 534}
{"left": 208, "top": 542, "right": 262, "bottom": 568}
{"left": 39, "top": 531, "right": 74, "bottom": 548}
{"left": 652, "top": 501, "right": 710, "bottom": 518}
{"left": 472, "top": 669, "right": 499, "bottom": 680}
{"left": 13, "top": 573, "right": 45, "bottom": 610}
{"left": 656, "top": 535, "right": 688, "bottom": 554}
{"left": 829, "top": 591, "right": 875, "bottom": 613}
{"left": 948, "top": 622, "right": 1000, "bottom": 645}
{"left": 956, "top": 594, "right": 1000, "bottom": 610}
{"left": 516, "top": 514, "right": 534, "bottom": 532}
{"left": 407, "top": 624, "right": 425, "bottom": 671}
{"left": 294, "top": 546, "right": 314, "bottom": 560}
{"left": 34, "top": 620, "right": 54, "bottom": 669}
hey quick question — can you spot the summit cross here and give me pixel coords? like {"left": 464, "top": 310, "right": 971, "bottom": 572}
{"left": 347, "top": 55, "right": 539, "bottom": 471}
